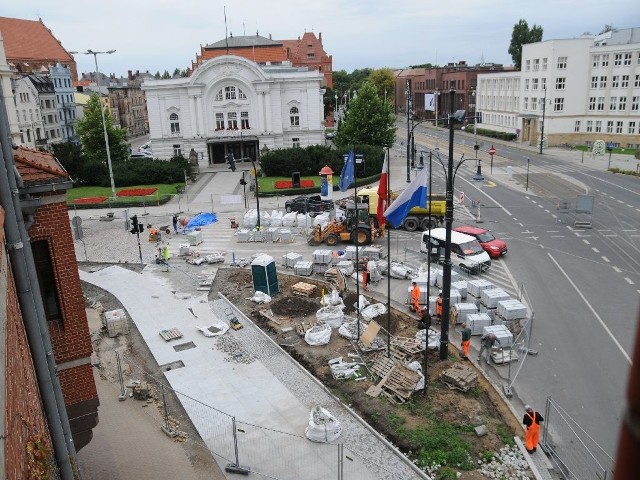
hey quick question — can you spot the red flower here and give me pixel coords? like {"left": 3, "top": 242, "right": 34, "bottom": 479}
{"left": 116, "top": 188, "right": 158, "bottom": 197}
{"left": 73, "top": 196, "right": 108, "bottom": 204}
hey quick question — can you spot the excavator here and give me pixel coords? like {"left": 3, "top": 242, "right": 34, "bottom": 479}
{"left": 307, "top": 202, "right": 384, "bottom": 246}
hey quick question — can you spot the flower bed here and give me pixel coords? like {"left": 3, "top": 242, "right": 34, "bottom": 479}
{"left": 116, "top": 188, "right": 158, "bottom": 197}
{"left": 73, "top": 196, "right": 108, "bottom": 204}
{"left": 274, "top": 180, "right": 315, "bottom": 189}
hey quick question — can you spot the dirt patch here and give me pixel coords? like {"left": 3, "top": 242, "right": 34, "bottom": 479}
{"left": 212, "top": 267, "right": 523, "bottom": 478}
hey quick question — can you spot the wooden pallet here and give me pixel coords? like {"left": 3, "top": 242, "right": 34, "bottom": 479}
{"left": 383, "top": 364, "right": 421, "bottom": 403}
{"left": 295, "top": 322, "right": 310, "bottom": 336}
{"left": 369, "top": 356, "right": 396, "bottom": 380}
{"left": 291, "top": 282, "right": 316, "bottom": 296}
{"left": 391, "top": 337, "right": 424, "bottom": 356}
{"left": 159, "top": 328, "right": 183, "bottom": 342}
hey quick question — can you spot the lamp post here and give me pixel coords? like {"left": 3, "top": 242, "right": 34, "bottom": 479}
{"left": 539, "top": 86, "right": 547, "bottom": 155}
{"left": 471, "top": 90, "right": 484, "bottom": 181}
{"left": 406, "top": 79, "right": 412, "bottom": 183}
{"left": 434, "top": 90, "right": 440, "bottom": 128}
{"left": 334, "top": 94, "right": 338, "bottom": 125}
{"left": 71, "top": 49, "right": 117, "bottom": 199}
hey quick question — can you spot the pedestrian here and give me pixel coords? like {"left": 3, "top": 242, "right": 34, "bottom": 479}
{"left": 477, "top": 332, "right": 500, "bottom": 362}
{"left": 362, "top": 268, "right": 370, "bottom": 291}
{"left": 460, "top": 322, "right": 471, "bottom": 359}
{"left": 522, "top": 405, "right": 544, "bottom": 454}
{"left": 172, "top": 214, "right": 179, "bottom": 233}
{"left": 436, "top": 292, "right": 443, "bottom": 321}
{"left": 418, "top": 307, "right": 431, "bottom": 330}
{"left": 411, "top": 282, "right": 421, "bottom": 313}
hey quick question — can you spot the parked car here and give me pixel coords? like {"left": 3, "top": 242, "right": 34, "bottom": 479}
{"left": 130, "top": 150, "right": 154, "bottom": 159}
{"left": 285, "top": 194, "right": 333, "bottom": 216}
{"left": 325, "top": 131, "right": 337, "bottom": 139}
{"left": 453, "top": 225, "right": 507, "bottom": 258}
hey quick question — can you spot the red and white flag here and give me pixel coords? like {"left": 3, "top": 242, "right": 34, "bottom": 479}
{"left": 377, "top": 150, "right": 389, "bottom": 226}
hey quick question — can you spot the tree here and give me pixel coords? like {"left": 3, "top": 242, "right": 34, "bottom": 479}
{"left": 335, "top": 82, "right": 395, "bottom": 148}
{"left": 367, "top": 68, "right": 395, "bottom": 103}
{"left": 508, "top": 19, "right": 543, "bottom": 70}
{"left": 599, "top": 25, "right": 616, "bottom": 34}
{"left": 51, "top": 141, "right": 83, "bottom": 180}
{"left": 75, "top": 94, "right": 129, "bottom": 166}
{"left": 154, "top": 71, "right": 161, "bottom": 79}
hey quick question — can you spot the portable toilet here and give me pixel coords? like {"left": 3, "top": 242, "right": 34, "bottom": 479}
{"left": 251, "top": 255, "right": 279, "bottom": 296}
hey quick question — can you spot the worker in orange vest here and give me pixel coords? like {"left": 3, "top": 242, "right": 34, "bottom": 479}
{"left": 411, "top": 282, "right": 421, "bottom": 313}
{"left": 436, "top": 292, "right": 443, "bottom": 320}
{"left": 523, "top": 405, "right": 544, "bottom": 454}
{"left": 460, "top": 322, "right": 471, "bottom": 359}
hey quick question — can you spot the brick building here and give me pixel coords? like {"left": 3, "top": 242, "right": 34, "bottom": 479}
{"left": 108, "top": 70, "right": 150, "bottom": 138}
{"left": 2, "top": 146, "right": 99, "bottom": 476}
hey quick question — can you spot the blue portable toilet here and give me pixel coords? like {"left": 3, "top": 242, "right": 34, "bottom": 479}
{"left": 251, "top": 255, "right": 279, "bottom": 296}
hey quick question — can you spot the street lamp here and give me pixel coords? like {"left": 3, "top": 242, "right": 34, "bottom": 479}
{"left": 539, "top": 86, "right": 547, "bottom": 155}
{"left": 334, "top": 94, "right": 338, "bottom": 125}
{"left": 406, "top": 79, "right": 412, "bottom": 183}
{"left": 70, "top": 49, "right": 117, "bottom": 199}
{"left": 471, "top": 90, "right": 484, "bottom": 181}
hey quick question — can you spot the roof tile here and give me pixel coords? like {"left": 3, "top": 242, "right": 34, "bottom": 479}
{"left": 13, "top": 146, "right": 69, "bottom": 184}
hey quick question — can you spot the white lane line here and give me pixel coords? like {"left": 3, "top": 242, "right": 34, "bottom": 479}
{"left": 544, "top": 209, "right": 550, "bottom": 213}
{"left": 551, "top": 214, "right": 557, "bottom": 219}
{"left": 592, "top": 247, "right": 599, "bottom": 253}
{"left": 548, "top": 230, "right": 560, "bottom": 233}
{"left": 602, "top": 256, "right": 610, "bottom": 262}
{"left": 623, "top": 229, "right": 638, "bottom": 232}
{"left": 547, "top": 253, "right": 631, "bottom": 365}
{"left": 551, "top": 235, "right": 565, "bottom": 238}
{"left": 604, "top": 234, "right": 619, "bottom": 237}
{"left": 583, "top": 240, "right": 591, "bottom": 245}
{"left": 625, "top": 277, "right": 635, "bottom": 285}
{"left": 613, "top": 266, "right": 622, "bottom": 273}
{"left": 538, "top": 205, "right": 544, "bottom": 209}
{"left": 618, "top": 200, "right": 624, "bottom": 204}
{"left": 627, "top": 205, "right": 634, "bottom": 208}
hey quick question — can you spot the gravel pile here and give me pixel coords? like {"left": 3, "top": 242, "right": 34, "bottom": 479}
{"left": 214, "top": 335, "right": 255, "bottom": 364}
{"left": 477, "top": 444, "right": 531, "bottom": 479}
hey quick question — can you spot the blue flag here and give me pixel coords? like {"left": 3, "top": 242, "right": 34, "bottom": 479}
{"left": 338, "top": 150, "right": 355, "bottom": 192}
{"left": 383, "top": 166, "right": 429, "bottom": 228}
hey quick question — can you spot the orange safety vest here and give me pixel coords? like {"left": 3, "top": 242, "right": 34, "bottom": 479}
{"left": 412, "top": 286, "right": 420, "bottom": 302}
{"left": 436, "top": 297, "right": 443, "bottom": 315}
{"left": 525, "top": 411, "right": 540, "bottom": 450}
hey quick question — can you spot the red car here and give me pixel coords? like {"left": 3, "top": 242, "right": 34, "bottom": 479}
{"left": 453, "top": 225, "right": 507, "bottom": 258}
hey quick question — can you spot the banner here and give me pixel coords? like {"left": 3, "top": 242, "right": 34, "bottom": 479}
{"left": 425, "top": 93, "right": 436, "bottom": 112}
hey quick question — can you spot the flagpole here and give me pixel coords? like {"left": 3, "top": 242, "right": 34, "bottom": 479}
{"left": 424, "top": 151, "right": 433, "bottom": 395}
{"left": 386, "top": 147, "right": 391, "bottom": 358}
{"left": 353, "top": 148, "right": 360, "bottom": 342}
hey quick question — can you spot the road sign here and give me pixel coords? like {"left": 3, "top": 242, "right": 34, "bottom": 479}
{"left": 489, "top": 146, "right": 496, "bottom": 156}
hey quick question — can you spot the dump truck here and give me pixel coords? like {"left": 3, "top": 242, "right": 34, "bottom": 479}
{"left": 356, "top": 187, "right": 447, "bottom": 232}
{"left": 308, "top": 202, "right": 383, "bottom": 246}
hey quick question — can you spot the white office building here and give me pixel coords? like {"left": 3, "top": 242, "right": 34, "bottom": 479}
{"left": 142, "top": 55, "right": 325, "bottom": 164}
{"left": 477, "top": 28, "right": 640, "bottom": 149}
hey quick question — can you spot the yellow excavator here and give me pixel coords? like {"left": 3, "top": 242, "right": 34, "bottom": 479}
{"left": 307, "top": 202, "right": 384, "bottom": 246}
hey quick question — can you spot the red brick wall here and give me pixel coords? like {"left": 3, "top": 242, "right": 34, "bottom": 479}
{"left": 2, "top": 207, "right": 54, "bottom": 477}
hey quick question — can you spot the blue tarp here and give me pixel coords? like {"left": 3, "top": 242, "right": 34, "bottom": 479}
{"left": 185, "top": 212, "right": 218, "bottom": 230}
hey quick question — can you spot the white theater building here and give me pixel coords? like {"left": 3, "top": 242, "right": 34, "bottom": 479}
{"left": 142, "top": 55, "right": 325, "bottom": 164}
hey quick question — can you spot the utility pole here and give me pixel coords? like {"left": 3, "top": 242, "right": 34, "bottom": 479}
{"left": 539, "top": 86, "right": 547, "bottom": 155}
{"left": 406, "top": 79, "right": 412, "bottom": 183}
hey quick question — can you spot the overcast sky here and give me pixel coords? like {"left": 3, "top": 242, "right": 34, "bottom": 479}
{"left": 5, "top": 1, "right": 640, "bottom": 80}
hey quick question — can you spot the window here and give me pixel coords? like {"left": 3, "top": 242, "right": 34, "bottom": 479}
{"left": 292, "top": 137, "right": 300, "bottom": 148}
{"left": 600, "top": 76, "right": 607, "bottom": 88}
{"left": 238, "top": 88, "right": 246, "bottom": 100}
{"left": 595, "top": 121, "right": 602, "bottom": 132}
{"left": 289, "top": 106, "right": 300, "bottom": 126}
{"left": 602, "top": 54, "right": 609, "bottom": 67}
{"left": 541, "top": 78, "right": 547, "bottom": 90}
{"left": 554, "top": 98, "right": 564, "bottom": 112}
{"left": 632, "top": 97, "right": 639, "bottom": 111}
{"left": 624, "top": 53, "right": 632, "bottom": 66}
{"left": 523, "top": 97, "right": 529, "bottom": 110}
{"left": 531, "top": 97, "right": 537, "bottom": 111}
{"left": 629, "top": 122, "right": 637, "bottom": 134}
{"left": 606, "top": 121, "right": 614, "bottom": 133}
{"left": 173, "top": 144, "right": 181, "bottom": 156}
{"left": 227, "top": 112, "right": 238, "bottom": 129}
{"left": 614, "top": 54, "right": 622, "bottom": 66}
{"left": 636, "top": 75, "right": 640, "bottom": 87}
{"left": 586, "top": 120, "right": 593, "bottom": 132}
{"left": 307, "top": 53, "right": 315, "bottom": 58}
{"left": 557, "top": 57, "right": 567, "bottom": 69}
{"left": 616, "top": 121, "right": 623, "bottom": 134}
{"left": 169, "top": 113, "right": 180, "bottom": 133}
{"left": 225, "top": 86, "right": 237, "bottom": 100}
{"left": 622, "top": 75, "right": 629, "bottom": 88}
{"left": 589, "top": 97, "right": 596, "bottom": 110}
{"left": 619, "top": 97, "right": 627, "bottom": 111}
{"left": 525, "top": 59, "right": 531, "bottom": 71}
{"left": 532, "top": 78, "right": 539, "bottom": 90}
{"left": 575, "top": 120, "right": 581, "bottom": 132}
{"left": 215, "top": 90, "right": 223, "bottom": 101}
{"left": 610, "top": 97, "right": 617, "bottom": 110}
{"left": 215, "top": 112, "right": 224, "bottom": 130}
{"left": 556, "top": 77, "right": 565, "bottom": 90}
{"left": 612, "top": 76, "right": 619, "bottom": 88}
{"left": 524, "top": 79, "right": 530, "bottom": 90}
{"left": 542, "top": 58, "right": 548, "bottom": 70}
{"left": 241, "top": 111, "right": 249, "bottom": 129}
{"left": 593, "top": 54, "right": 600, "bottom": 67}
{"left": 533, "top": 59, "right": 540, "bottom": 71}
{"left": 32, "top": 240, "right": 62, "bottom": 322}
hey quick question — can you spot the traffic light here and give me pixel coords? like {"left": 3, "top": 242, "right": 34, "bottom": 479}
{"left": 226, "top": 153, "right": 237, "bottom": 172}
{"left": 130, "top": 215, "right": 139, "bottom": 234}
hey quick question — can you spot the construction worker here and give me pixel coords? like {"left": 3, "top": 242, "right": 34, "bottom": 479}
{"left": 411, "top": 282, "right": 421, "bottom": 313}
{"left": 522, "top": 405, "right": 544, "bottom": 454}
{"left": 436, "top": 292, "right": 443, "bottom": 321}
{"left": 418, "top": 307, "right": 431, "bottom": 330}
{"left": 477, "top": 332, "right": 500, "bottom": 362}
{"left": 460, "top": 322, "right": 471, "bottom": 359}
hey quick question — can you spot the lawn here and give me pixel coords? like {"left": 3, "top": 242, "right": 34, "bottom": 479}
{"left": 67, "top": 184, "right": 184, "bottom": 205}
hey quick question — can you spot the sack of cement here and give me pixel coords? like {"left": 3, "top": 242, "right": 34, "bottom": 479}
{"left": 338, "top": 318, "right": 367, "bottom": 340}
{"left": 305, "top": 324, "right": 332, "bottom": 346}
{"left": 305, "top": 406, "right": 342, "bottom": 443}
{"left": 296, "top": 213, "right": 312, "bottom": 228}
{"left": 406, "top": 361, "right": 425, "bottom": 391}
{"left": 322, "top": 290, "right": 344, "bottom": 307}
{"left": 243, "top": 209, "right": 258, "bottom": 228}
{"left": 416, "top": 328, "right": 440, "bottom": 350}
{"left": 313, "top": 213, "right": 330, "bottom": 226}
{"left": 354, "top": 294, "right": 369, "bottom": 312}
{"left": 282, "top": 212, "right": 297, "bottom": 227}
{"left": 250, "top": 291, "right": 272, "bottom": 304}
{"left": 316, "top": 305, "right": 344, "bottom": 328}
{"left": 361, "top": 303, "right": 386, "bottom": 321}
{"left": 329, "top": 357, "right": 361, "bottom": 380}
{"left": 390, "top": 263, "right": 412, "bottom": 279}
{"left": 270, "top": 210, "right": 284, "bottom": 227}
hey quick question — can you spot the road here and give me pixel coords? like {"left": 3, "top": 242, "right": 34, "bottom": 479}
{"left": 401, "top": 121, "right": 640, "bottom": 462}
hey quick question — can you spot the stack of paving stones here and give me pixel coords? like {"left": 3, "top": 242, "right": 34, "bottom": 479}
{"left": 281, "top": 252, "right": 303, "bottom": 268}
{"left": 312, "top": 249, "right": 332, "bottom": 274}
{"left": 466, "top": 313, "right": 492, "bottom": 335}
{"left": 451, "top": 280, "right": 468, "bottom": 299}
{"left": 496, "top": 299, "right": 528, "bottom": 322}
{"left": 467, "top": 279, "right": 495, "bottom": 305}
{"left": 451, "top": 303, "right": 479, "bottom": 325}
{"left": 479, "top": 288, "right": 511, "bottom": 323}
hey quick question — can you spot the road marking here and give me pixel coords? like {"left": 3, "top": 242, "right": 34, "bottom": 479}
{"left": 531, "top": 199, "right": 537, "bottom": 204}
{"left": 602, "top": 256, "right": 610, "bottom": 262}
{"left": 526, "top": 236, "right": 539, "bottom": 241}
{"left": 583, "top": 240, "right": 590, "bottom": 245}
{"left": 547, "top": 252, "right": 631, "bottom": 365}
{"left": 613, "top": 266, "right": 622, "bottom": 273}
{"left": 551, "top": 214, "right": 557, "bottom": 219}
{"left": 623, "top": 229, "right": 638, "bottom": 232}
{"left": 625, "top": 277, "right": 635, "bottom": 285}
{"left": 548, "top": 230, "right": 560, "bottom": 233}
{"left": 604, "top": 234, "right": 619, "bottom": 237}
{"left": 618, "top": 200, "right": 624, "bottom": 204}
{"left": 592, "top": 247, "right": 599, "bottom": 253}
{"left": 538, "top": 204, "right": 544, "bottom": 209}
{"left": 522, "top": 230, "right": 534, "bottom": 234}
{"left": 485, "top": 181, "right": 497, "bottom": 187}
{"left": 544, "top": 209, "right": 550, "bottom": 213}
{"left": 627, "top": 204, "right": 634, "bottom": 208}
{"left": 551, "top": 235, "right": 565, "bottom": 238}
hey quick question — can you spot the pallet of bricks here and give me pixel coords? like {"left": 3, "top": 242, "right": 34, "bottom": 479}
{"left": 291, "top": 282, "right": 316, "bottom": 297}
{"left": 281, "top": 252, "right": 303, "bottom": 269}
{"left": 312, "top": 249, "right": 332, "bottom": 275}
{"left": 479, "top": 288, "right": 510, "bottom": 323}
{"left": 495, "top": 299, "right": 528, "bottom": 324}
{"left": 466, "top": 279, "right": 494, "bottom": 306}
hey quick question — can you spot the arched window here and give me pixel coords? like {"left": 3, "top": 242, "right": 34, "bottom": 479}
{"left": 290, "top": 106, "right": 300, "bottom": 126}
{"left": 169, "top": 113, "right": 180, "bottom": 134}
{"left": 238, "top": 88, "right": 247, "bottom": 100}
{"left": 225, "top": 86, "right": 236, "bottom": 100}
{"left": 215, "top": 89, "right": 223, "bottom": 101}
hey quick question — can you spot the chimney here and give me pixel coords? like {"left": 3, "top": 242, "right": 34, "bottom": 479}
{"left": 128, "top": 70, "right": 132, "bottom": 80}
{"left": 269, "top": 33, "right": 272, "bottom": 40}
{"left": 319, "top": 32, "right": 322, "bottom": 43}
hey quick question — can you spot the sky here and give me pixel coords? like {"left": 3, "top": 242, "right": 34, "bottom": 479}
{"left": 4, "top": 1, "right": 640, "bottom": 81}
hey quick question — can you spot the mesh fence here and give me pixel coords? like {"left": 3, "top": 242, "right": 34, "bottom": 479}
{"left": 541, "top": 397, "right": 615, "bottom": 480}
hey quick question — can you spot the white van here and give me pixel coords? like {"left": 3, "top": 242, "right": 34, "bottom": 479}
{"left": 420, "top": 227, "right": 491, "bottom": 274}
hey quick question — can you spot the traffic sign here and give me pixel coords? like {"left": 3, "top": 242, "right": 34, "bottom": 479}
{"left": 489, "top": 146, "right": 496, "bottom": 156}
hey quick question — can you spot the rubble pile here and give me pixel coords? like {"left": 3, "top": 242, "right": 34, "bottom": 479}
{"left": 215, "top": 335, "right": 255, "bottom": 364}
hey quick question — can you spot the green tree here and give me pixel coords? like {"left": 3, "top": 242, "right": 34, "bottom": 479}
{"left": 162, "top": 70, "right": 171, "bottom": 79}
{"left": 51, "top": 141, "right": 83, "bottom": 180}
{"left": 75, "top": 93, "right": 129, "bottom": 166}
{"left": 335, "top": 82, "right": 395, "bottom": 148}
{"left": 367, "top": 68, "right": 395, "bottom": 103}
{"left": 599, "top": 24, "right": 616, "bottom": 34}
{"left": 333, "top": 70, "right": 350, "bottom": 98}
{"left": 508, "top": 19, "right": 543, "bottom": 70}
{"left": 154, "top": 71, "right": 161, "bottom": 79}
